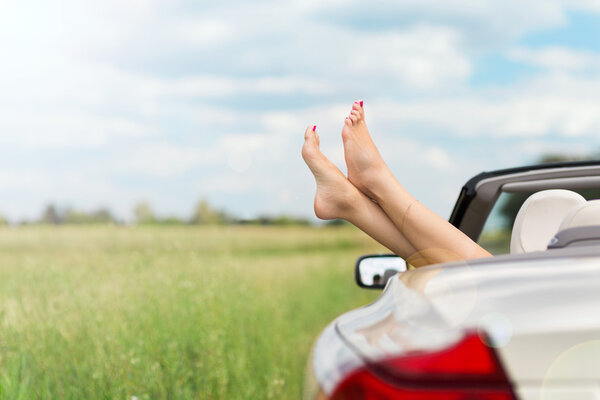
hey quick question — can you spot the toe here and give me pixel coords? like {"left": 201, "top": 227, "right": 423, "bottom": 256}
{"left": 305, "top": 125, "right": 316, "bottom": 140}
{"left": 349, "top": 114, "right": 358, "bottom": 124}
{"left": 352, "top": 102, "right": 364, "bottom": 119}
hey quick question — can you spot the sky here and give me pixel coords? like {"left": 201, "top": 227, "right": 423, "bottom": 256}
{"left": 2, "top": 0, "right": 600, "bottom": 222}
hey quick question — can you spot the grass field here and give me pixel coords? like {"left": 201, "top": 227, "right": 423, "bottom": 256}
{"left": 0, "top": 225, "right": 384, "bottom": 399}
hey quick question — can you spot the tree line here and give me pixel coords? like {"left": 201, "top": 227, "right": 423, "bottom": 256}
{"left": 3, "top": 153, "right": 592, "bottom": 228}
{"left": 0, "top": 199, "right": 320, "bottom": 227}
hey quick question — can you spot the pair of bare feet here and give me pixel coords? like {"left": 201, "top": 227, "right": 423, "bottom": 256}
{"left": 302, "top": 101, "right": 492, "bottom": 265}
{"left": 302, "top": 101, "right": 387, "bottom": 221}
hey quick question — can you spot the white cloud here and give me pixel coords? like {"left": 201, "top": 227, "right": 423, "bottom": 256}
{"left": 158, "top": 75, "right": 331, "bottom": 98}
{"left": 517, "top": 140, "right": 592, "bottom": 158}
{"left": 425, "top": 147, "right": 453, "bottom": 171}
{"left": 0, "top": 170, "right": 49, "bottom": 190}
{"left": 176, "top": 19, "right": 235, "bottom": 47}
{"left": 123, "top": 143, "right": 221, "bottom": 178}
{"left": 0, "top": 109, "right": 156, "bottom": 148}
{"left": 347, "top": 26, "right": 471, "bottom": 89}
{"left": 571, "top": 0, "right": 600, "bottom": 12}
{"left": 202, "top": 174, "right": 259, "bottom": 194}
{"left": 302, "top": 0, "right": 588, "bottom": 46}
{"left": 118, "top": 128, "right": 293, "bottom": 179}
{"left": 370, "top": 72, "right": 600, "bottom": 138}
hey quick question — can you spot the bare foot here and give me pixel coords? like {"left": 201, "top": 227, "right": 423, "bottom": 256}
{"left": 341, "top": 101, "right": 389, "bottom": 198}
{"left": 302, "top": 125, "right": 360, "bottom": 220}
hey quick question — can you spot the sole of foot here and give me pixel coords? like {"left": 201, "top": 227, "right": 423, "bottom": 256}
{"left": 302, "top": 125, "right": 359, "bottom": 220}
{"left": 341, "top": 101, "right": 388, "bottom": 198}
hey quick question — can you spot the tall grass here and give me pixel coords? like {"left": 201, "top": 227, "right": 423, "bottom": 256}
{"left": 0, "top": 226, "right": 383, "bottom": 399}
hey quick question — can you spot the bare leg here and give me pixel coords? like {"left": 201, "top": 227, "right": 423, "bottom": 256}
{"left": 302, "top": 125, "right": 418, "bottom": 260}
{"left": 342, "top": 102, "right": 491, "bottom": 264}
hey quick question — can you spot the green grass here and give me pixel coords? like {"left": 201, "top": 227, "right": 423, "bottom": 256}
{"left": 0, "top": 226, "right": 383, "bottom": 399}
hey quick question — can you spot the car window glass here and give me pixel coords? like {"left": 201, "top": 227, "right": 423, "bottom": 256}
{"left": 478, "top": 189, "right": 600, "bottom": 255}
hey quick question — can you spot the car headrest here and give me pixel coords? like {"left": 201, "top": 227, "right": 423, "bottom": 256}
{"left": 510, "top": 189, "right": 586, "bottom": 254}
{"left": 559, "top": 199, "right": 600, "bottom": 230}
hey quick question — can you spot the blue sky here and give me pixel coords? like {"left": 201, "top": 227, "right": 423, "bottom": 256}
{"left": 1, "top": 0, "right": 600, "bottom": 222}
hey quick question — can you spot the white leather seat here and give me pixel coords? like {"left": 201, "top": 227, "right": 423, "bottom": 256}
{"left": 559, "top": 199, "right": 600, "bottom": 230}
{"left": 510, "top": 189, "right": 586, "bottom": 254}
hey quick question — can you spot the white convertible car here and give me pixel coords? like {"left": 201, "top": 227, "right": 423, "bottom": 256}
{"left": 304, "top": 161, "right": 600, "bottom": 400}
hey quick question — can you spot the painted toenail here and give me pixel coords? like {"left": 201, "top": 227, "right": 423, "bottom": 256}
{"left": 312, "top": 125, "right": 316, "bottom": 132}
{"left": 360, "top": 101, "right": 363, "bottom": 107}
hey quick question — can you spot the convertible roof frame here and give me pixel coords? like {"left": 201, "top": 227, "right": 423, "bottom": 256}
{"left": 448, "top": 160, "right": 600, "bottom": 241}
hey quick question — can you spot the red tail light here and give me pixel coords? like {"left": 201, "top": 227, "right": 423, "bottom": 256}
{"left": 330, "top": 331, "right": 516, "bottom": 400}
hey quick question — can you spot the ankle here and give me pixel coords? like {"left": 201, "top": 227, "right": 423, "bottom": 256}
{"left": 370, "top": 170, "right": 412, "bottom": 206}
{"left": 359, "top": 165, "right": 393, "bottom": 199}
{"left": 336, "top": 188, "right": 362, "bottom": 219}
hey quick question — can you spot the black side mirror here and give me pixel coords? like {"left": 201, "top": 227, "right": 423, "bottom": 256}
{"left": 355, "top": 254, "right": 407, "bottom": 289}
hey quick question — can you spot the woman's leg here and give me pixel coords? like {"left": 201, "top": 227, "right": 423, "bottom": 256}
{"left": 301, "top": 125, "right": 419, "bottom": 260}
{"left": 342, "top": 102, "right": 491, "bottom": 265}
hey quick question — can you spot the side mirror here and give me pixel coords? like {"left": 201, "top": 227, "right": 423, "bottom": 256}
{"left": 355, "top": 254, "right": 407, "bottom": 289}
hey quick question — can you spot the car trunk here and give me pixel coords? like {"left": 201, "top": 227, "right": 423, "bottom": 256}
{"left": 335, "top": 252, "right": 600, "bottom": 399}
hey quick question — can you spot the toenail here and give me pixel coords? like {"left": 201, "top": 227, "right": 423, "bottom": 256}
{"left": 360, "top": 101, "right": 363, "bottom": 107}
{"left": 312, "top": 125, "right": 316, "bottom": 132}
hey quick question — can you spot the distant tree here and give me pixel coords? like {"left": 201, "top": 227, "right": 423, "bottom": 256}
{"left": 134, "top": 202, "right": 156, "bottom": 225}
{"left": 533, "top": 153, "right": 593, "bottom": 163}
{"left": 268, "top": 215, "right": 311, "bottom": 226}
{"left": 157, "top": 216, "right": 185, "bottom": 225}
{"left": 325, "top": 219, "right": 348, "bottom": 226}
{"left": 40, "top": 204, "right": 63, "bottom": 225}
{"left": 190, "top": 200, "right": 231, "bottom": 225}
{"left": 499, "top": 153, "right": 600, "bottom": 229}
{"left": 240, "top": 215, "right": 312, "bottom": 226}
{"left": 93, "top": 208, "right": 115, "bottom": 224}
{"left": 0, "top": 214, "right": 7, "bottom": 226}
{"left": 63, "top": 207, "right": 116, "bottom": 224}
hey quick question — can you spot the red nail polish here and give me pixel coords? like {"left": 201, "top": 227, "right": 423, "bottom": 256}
{"left": 360, "top": 101, "right": 363, "bottom": 107}
{"left": 312, "top": 125, "right": 316, "bottom": 132}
